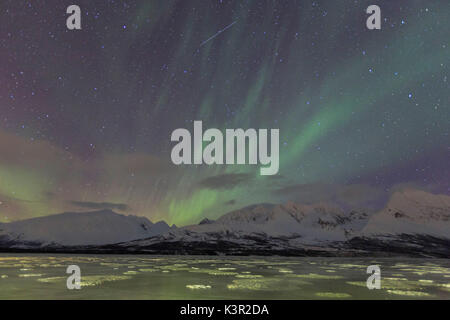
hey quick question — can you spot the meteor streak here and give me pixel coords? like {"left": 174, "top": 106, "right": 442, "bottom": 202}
{"left": 200, "top": 20, "right": 237, "bottom": 47}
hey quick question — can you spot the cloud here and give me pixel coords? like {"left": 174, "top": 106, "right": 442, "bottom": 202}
{"left": 98, "top": 153, "right": 174, "bottom": 176}
{"left": 0, "top": 130, "right": 73, "bottom": 168}
{"left": 388, "top": 182, "right": 434, "bottom": 193}
{"left": 198, "top": 173, "right": 253, "bottom": 190}
{"left": 0, "top": 129, "right": 177, "bottom": 220}
{"left": 335, "top": 184, "right": 386, "bottom": 208}
{"left": 69, "top": 201, "right": 129, "bottom": 211}
{"left": 273, "top": 183, "right": 336, "bottom": 202}
{"left": 266, "top": 174, "right": 285, "bottom": 180}
{"left": 224, "top": 199, "right": 236, "bottom": 205}
{"left": 273, "top": 183, "right": 386, "bottom": 209}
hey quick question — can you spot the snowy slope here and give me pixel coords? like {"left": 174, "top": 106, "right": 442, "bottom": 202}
{"left": 0, "top": 209, "right": 175, "bottom": 246}
{"left": 125, "top": 190, "right": 449, "bottom": 252}
{"left": 362, "top": 189, "right": 450, "bottom": 238}
{"left": 155, "top": 202, "right": 370, "bottom": 244}
{"left": 1, "top": 189, "right": 448, "bottom": 256}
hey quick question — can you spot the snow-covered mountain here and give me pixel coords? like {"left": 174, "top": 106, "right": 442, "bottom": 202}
{"left": 178, "top": 202, "right": 369, "bottom": 243}
{"left": 116, "top": 202, "right": 371, "bottom": 255}
{"left": 0, "top": 189, "right": 448, "bottom": 257}
{"left": 362, "top": 189, "right": 450, "bottom": 237}
{"left": 181, "top": 189, "right": 449, "bottom": 241}
{"left": 0, "top": 209, "right": 175, "bottom": 246}
{"left": 116, "top": 190, "right": 449, "bottom": 257}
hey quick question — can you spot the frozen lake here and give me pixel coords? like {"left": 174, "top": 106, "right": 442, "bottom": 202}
{"left": 0, "top": 254, "right": 449, "bottom": 299}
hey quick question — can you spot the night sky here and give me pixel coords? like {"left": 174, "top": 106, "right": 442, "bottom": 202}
{"left": 0, "top": 0, "right": 448, "bottom": 225}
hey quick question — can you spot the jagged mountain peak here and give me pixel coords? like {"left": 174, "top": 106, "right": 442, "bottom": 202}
{"left": 198, "top": 218, "right": 215, "bottom": 225}
{"left": 362, "top": 189, "right": 450, "bottom": 237}
{"left": 386, "top": 189, "right": 450, "bottom": 215}
{"left": 1, "top": 189, "right": 448, "bottom": 255}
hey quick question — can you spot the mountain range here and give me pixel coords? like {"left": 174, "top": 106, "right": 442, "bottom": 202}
{"left": 0, "top": 210, "right": 175, "bottom": 246}
{"left": 0, "top": 189, "right": 449, "bottom": 257}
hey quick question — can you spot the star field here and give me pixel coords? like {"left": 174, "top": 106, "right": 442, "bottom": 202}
{"left": 0, "top": 0, "right": 448, "bottom": 225}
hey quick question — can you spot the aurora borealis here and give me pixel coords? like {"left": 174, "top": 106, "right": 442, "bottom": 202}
{"left": 0, "top": 0, "right": 448, "bottom": 225}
